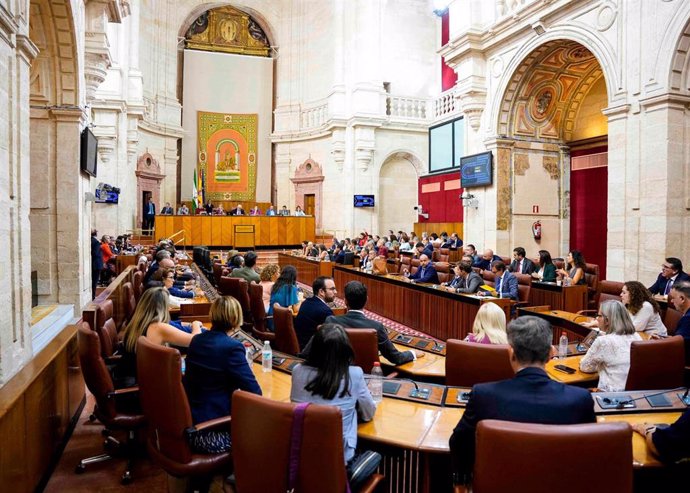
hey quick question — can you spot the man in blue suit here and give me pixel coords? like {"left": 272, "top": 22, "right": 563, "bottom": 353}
{"left": 294, "top": 276, "right": 336, "bottom": 350}
{"left": 648, "top": 257, "right": 690, "bottom": 295}
{"left": 472, "top": 248, "right": 502, "bottom": 271}
{"left": 406, "top": 255, "right": 440, "bottom": 284}
{"left": 449, "top": 316, "right": 596, "bottom": 484}
{"left": 492, "top": 261, "right": 518, "bottom": 300}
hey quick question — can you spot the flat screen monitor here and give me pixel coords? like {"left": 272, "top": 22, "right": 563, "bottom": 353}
{"left": 95, "top": 189, "right": 119, "bottom": 204}
{"left": 460, "top": 151, "right": 493, "bottom": 188}
{"left": 80, "top": 127, "right": 98, "bottom": 177}
{"left": 354, "top": 195, "right": 375, "bottom": 207}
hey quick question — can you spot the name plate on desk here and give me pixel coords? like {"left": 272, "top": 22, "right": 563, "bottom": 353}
{"left": 387, "top": 329, "right": 446, "bottom": 355}
{"left": 594, "top": 389, "right": 689, "bottom": 414}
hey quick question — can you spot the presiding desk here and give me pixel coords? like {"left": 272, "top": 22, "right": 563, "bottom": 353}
{"left": 155, "top": 215, "right": 316, "bottom": 248}
{"left": 333, "top": 265, "right": 512, "bottom": 341}
{"left": 277, "top": 253, "right": 334, "bottom": 287}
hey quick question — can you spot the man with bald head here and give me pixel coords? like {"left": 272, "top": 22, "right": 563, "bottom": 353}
{"left": 473, "top": 248, "right": 501, "bottom": 271}
{"left": 405, "top": 254, "right": 440, "bottom": 284}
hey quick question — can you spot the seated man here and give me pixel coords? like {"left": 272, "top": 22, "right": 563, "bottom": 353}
{"left": 508, "top": 247, "right": 536, "bottom": 275}
{"left": 405, "top": 254, "right": 440, "bottom": 284}
{"left": 160, "top": 202, "right": 174, "bottom": 215}
{"left": 266, "top": 205, "right": 276, "bottom": 216}
{"left": 464, "top": 244, "right": 480, "bottom": 265}
{"left": 449, "top": 316, "right": 596, "bottom": 485}
{"left": 669, "top": 282, "right": 690, "bottom": 364}
{"left": 445, "top": 263, "right": 482, "bottom": 294}
{"left": 442, "top": 232, "right": 463, "bottom": 249}
{"left": 294, "top": 276, "right": 335, "bottom": 350}
{"left": 229, "top": 203, "right": 245, "bottom": 215}
{"left": 472, "top": 248, "right": 502, "bottom": 271}
{"left": 648, "top": 257, "right": 690, "bottom": 295}
{"left": 633, "top": 407, "right": 690, "bottom": 464}
{"left": 229, "top": 251, "right": 261, "bottom": 284}
{"left": 320, "top": 281, "right": 423, "bottom": 365}
{"left": 177, "top": 203, "right": 189, "bottom": 215}
{"left": 493, "top": 261, "right": 518, "bottom": 300}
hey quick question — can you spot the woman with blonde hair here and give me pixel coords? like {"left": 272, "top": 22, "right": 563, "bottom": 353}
{"left": 184, "top": 296, "right": 261, "bottom": 453}
{"left": 464, "top": 302, "right": 508, "bottom": 344}
{"left": 580, "top": 300, "right": 642, "bottom": 391}
{"left": 118, "top": 287, "right": 201, "bottom": 384}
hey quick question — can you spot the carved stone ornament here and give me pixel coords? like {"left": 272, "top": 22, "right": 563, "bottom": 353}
{"left": 542, "top": 155, "right": 560, "bottom": 180}
{"left": 514, "top": 154, "right": 530, "bottom": 176}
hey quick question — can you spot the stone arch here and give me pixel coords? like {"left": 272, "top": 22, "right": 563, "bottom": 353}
{"left": 667, "top": 13, "right": 690, "bottom": 94}
{"left": 376, "top": 150, "right": 424, "bottom": 177}
{"left": 377, "top": 152, "right": 420, "bottom": 234}
{"left": 491, "top": 26, "right": 619, "bottom": 137}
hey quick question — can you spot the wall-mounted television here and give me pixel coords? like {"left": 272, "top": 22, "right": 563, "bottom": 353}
{"left": 460, "top": 151, "right": 493, "bottom": 188}
{"left": 80, "top": 127, "right": 98, "bottom": 177}
{"left": 95, "top": 189, "right": 119, "bottom": 204}
{"left": 354, "top": 195, "right": 375, "bottom": 207}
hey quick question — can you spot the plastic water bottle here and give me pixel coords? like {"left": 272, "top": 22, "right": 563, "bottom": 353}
{"left": 244, "top": 342, "right": 254, "bottom": 365}
{"left": 558, "top": 334, "right": 568, "bottom": 360}
{"left": 262, "top": 341, "right": 272, "bottom": 373}
{"left": 370, "top": 362, "right": 383, "bottom": 404}
{"left": 180, "top": 357, "right": 186, "bottom": 375}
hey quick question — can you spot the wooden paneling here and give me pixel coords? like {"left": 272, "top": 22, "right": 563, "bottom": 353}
{"left": 413, "top": 222, "right": 463, "bottom": 238}
{"left": 529, "top": 283, "right": 588, "bottom": 313}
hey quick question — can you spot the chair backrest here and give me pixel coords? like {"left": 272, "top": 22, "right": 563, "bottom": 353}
{"left": 218, "top": 277, "right": 251, "bottom": 318}
{"left": 445, "top": 339, "right": 514, "bottom": 387}
{"left": 584, "top": 264, "right": 599, "bottom": 307}
{"left": 399, "top": 256, "right": 411, "bottom": 273}
{"left": 273, "top": 304, "right": 300, "bottom": 356}
{"left": 431, "top": 249, "right": 441, "bottom": 262}
{"left": 133, "top": 270, "right": 144, "bottom": 303}
{"left": 473, "top": 420, "right": 632, "bottom": 493}
{"left": 515, "top": 273, "right": 532, "bottom": 304}
{"left": 98, "top": 318, "right": 120, "bottom": 358}
{"left": 598, "top": 280, "right": 623, "bottom": 306}
{"left": 625, "top": 336, "right": 685, "bottom": 390}
{"left": 212, "top": 263, "right": 224, "bottom": 286}
{"left": 410, "top": 258, "right": 420, "bottom": 275}
{"left": 136, "top": 336, "right": 194, "bottom": 464}
{"left": 248, "top": 283, "right": 274, "bottom": 341}
{"left": 78, "top": 322, "right": 116, "bottom": 421}
{"left": 345, "top": 328, "right": 379, "bottom": 373}
{"left": 232, "top": 391, "right": 348, "bottom": 493}
{"left": 481, "top": 270, "right": 495, "bottom": 285}
{"left": 95, "top": 299, "right": 114, "bottom": 334}
{"left": 500, "top": 256, "right": 511, "bottom": 266}
{"left": 435, "top": 262, "right": 451, "bottom": 284}
{"left": 138, "top": 261, "right": 147, "bottom": 274}
{"left": 439, "top": 248, "right": 450, "bottom": 262}
{"left": 121, "top": 282, "right": 136, "bottom": 323}
{"left": 553, "top": 258, "right": 565, "bottom": 270}
{"left": 664, "top": 307, "right": 683, "bottom": 334}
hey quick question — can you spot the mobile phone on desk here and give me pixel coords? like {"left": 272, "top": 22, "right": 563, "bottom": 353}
{"left": 553, "top": 364, "right": 577, "bottom": 374}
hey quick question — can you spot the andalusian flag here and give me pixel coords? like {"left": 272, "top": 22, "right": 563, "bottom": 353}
{"left": 192, "top": 168, "right": 201, "bottom": 213}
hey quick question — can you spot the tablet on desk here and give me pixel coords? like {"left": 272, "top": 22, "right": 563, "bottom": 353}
{"left": 395, "top": 335, "right": 413, "bottom": 344}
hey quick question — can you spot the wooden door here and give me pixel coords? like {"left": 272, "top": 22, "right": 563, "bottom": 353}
{"left": 304, "top": 194, "right": 315, "bottom": 216}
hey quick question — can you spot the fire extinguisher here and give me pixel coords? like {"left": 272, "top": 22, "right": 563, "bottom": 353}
{"left": 532, "top": 220, "right": 542, "bottom": 240}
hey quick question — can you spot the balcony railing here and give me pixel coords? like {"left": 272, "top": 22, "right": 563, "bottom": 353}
{"left": 300, "top": 101, "right": 328, "bottom": 130}
{"left": 387, "top": 96, "right": 428, "bottom": 120}
{"left": 433, "top": 88, "right": 457, "bottom": 120}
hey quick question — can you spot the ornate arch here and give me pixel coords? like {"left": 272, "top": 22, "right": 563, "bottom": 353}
{"left": 491, "top": 26, "right": 619, "bottom": 138}
{"left": 378, "top": 150, "right": 424, "bottom": 177}
{"left": 290, "top": 158, "right": 324, "bottom": 232}
{"left": 668, "top": 15, "right": 690, "bottom": 94}
{"left": 136, "top": 153, "right": 166, "bottom": 229}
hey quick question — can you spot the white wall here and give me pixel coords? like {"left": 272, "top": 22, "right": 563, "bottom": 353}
{"left": 180, "top": 50, "right": 273, "bottom": 202}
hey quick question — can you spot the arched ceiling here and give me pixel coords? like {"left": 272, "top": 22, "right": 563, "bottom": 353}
{"left": 497, "top": 40, "right": 606, "bottom": 142}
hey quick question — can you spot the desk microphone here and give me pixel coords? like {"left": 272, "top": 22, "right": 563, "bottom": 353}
{"left": 601, "top": 387, "right": 686, "bottom": 409}
{"left": 364, "top": 375, "right": 429, "bottom": 399}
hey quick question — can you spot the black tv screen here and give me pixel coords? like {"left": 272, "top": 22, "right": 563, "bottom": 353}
{"left": 460, "top": 151, "right": 493, "bottom": 188}
{"left": 354, "top": 195, "right": 375, "bottom": 207}
{"left": 80, "top": 127, "right": 98, "bottom": 177}
{"left": 95, "top": 189, "right": 119, "bottom": 204}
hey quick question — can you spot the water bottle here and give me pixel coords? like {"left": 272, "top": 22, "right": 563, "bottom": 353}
{"left": 370, "top": 362, "right": 383, "bottom": 404}
{"left": 262, "top": 340, "right": 273, "bottom": 373}
{"left": 558, "top": 334, "right": 568, "bottom": 360}
{"left": 244, "top": 342, "right": 254, "bottom": 365}
{"left": 180, "top": 357, "right": 186, "bottom": 375}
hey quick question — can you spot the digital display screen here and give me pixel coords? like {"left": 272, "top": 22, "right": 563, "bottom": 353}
{"left": 354, "top": 195, "right": 375, "bottom": 207}
{"left": 460, "top": 151, "right": 493, "bottom": 188}
{"left": 95, "top": 189, "right": 119, "bottom": 204}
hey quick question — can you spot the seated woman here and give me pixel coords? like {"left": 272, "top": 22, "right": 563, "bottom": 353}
{"left": 153, "top": 267, "right": 200, "bottom": 299}
{"left": 290, "top": 324, "right": 380, "bottom": 489}
{"left": 621, "top": 281, "right": 668, "bottom": 336}
{"left": 464, "top": 302, "right": 508, "bottom": 344}
{"left": 579, "top": 300, "right": 642, "bottom": 392}
{"left": 118, "top": 287, "right": 202, "bottom": 385}
{"left": 183, "top": 296, "right": 262, "bottom": 453}
{"left": 532, "top": 249, "right": 557, "bottom": 282}
{"left": 556, "top": 250, "right": 587, "bottom": 285}
{"left": 317, "top": 244, "right": 329, "bottom": 261}
{"left": 294, "top": 205, "right": 306, "bottom": 216}
{"left": 259, "top": 263, "right": 280, "bottom": 311}
{"left": 267, "top": 265, "right": 302, "bottom": 321}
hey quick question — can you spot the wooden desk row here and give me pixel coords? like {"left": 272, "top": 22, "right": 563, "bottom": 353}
{"left": 277, "top": 253, "right": 334, "bottom": 288}
{"left": 155, "top": 215, "right": 316, "bottom": 248}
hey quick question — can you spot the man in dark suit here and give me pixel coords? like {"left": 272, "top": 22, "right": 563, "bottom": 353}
{"left": 442, "top": 232, "right": 463, "bottom": 249}
{"left": 91, "top": 229, "right": 103, "bottom": 299}
{"left": 670, "top": 282, "right": 690, "bottom": 364}
{"left": 229, "top": 203, "right": 245, "bottom": 215}
{"left": 143, "top": 196, "right": 156, "bottom": 234}
{"left": 508, "top": 246, "right": 536, "bottom": 275}
{"left": 406, "top": 254, "right": 440, "bottom": 284}
{"left": 492, "top": 261, "right": 518, "bottom": 300}
{"left": 445, "top": 263, "right": 482, "bottom": 294}
{"left": 294, "top": 276, "right": 335, "bottom": 350}
{"left": 472, "top": 248, "right": 501, "bottom": 271}
{"left": 449, "top": 316, "right": 596, "bottom": 484}
{"left": 160, "top": 202, "right": 174, "bottom": 215}
{"left": 323, "top": 281, "right": 423, "bottom": 365}
{"left": 648, "top": 257, "right": 690, "bottom": 295}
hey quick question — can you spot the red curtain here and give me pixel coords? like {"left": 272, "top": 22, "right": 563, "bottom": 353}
{"left": 441, "top": 12, "right": 457, "bottom": 92}
{"left": 570, "top": 146, "right": 608, "bottom": 278}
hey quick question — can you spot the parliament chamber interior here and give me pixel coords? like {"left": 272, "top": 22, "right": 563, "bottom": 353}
{"left": 2, "top": 0, "right": 690, "bottom": 492}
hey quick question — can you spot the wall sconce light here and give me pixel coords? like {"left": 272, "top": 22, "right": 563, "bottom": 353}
{"left": 460, "top": 191, "right": 479, "bottom": 209}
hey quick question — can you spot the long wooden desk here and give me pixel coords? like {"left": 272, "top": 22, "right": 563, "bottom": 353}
{"left": 155, "top": 215, "right": 316, "bottom": 247}
{"left": 277, "top": 253, "right": 334, "bottom": 287}
{"left": 333, "top": 266, "right": 512, "bottom": 341}
{"left": 529, "top": 282, "right": 588, "bottom": 313}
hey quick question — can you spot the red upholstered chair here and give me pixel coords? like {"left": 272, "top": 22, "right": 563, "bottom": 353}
{"left": 438, "top": 248, "right": 450, "bottom": 262}
{"left": 248, "top": 283, "right": 275, "bottom": 342}
{"left": 577, "top": 279, "right": 623, "bottom": 316}
{"left": 664, "top": 307, "right": 683, "bottom": 335}
{"left": 445, "top": 340, "right": 514, "bottom": 387}
{"left": 410, "top": 258, "right": 420, "bottom": 276}
{"left": 553, "top": 258, "right": 565, "bottom": 270}
{"left": 136, "top": 337, "right": 233, "bottom": 482}
{"left": 470, "top": 420, "right": 632, "bottom": 493}
{"left": 481, "top": 270, "right": 495, "bottom": 286}
{"left": 345, "top": 328, "right": 379, "bottom": 374}
{"left": 625, "top": 336, "right": 685, "bottom": 390}
{"left": 212, "top": 263, "right": 224, "bottom": 286}
{"left": 584, "top": 263, "right": 600, "bottom": 309}
{"left": 399, "top": 255, "right": 411, "bottom": 274}
{"left": 435, "top": 262, "right": 451, "bottom": 284}
{"left": 515, "top": 273, "right": 532, "bottom": 310}
{"left": 120, "top": 282, "right": 136, "bottom": 328}
{"left": 76, "top": 323, "right": 145, "bottom": 484}
{"left": 218, "top": 277, "right": 251, "bottom": 319}
{"left": 132, "top": 270, "right": 143, "bottom": 303}
{"left": 232, "top": 391, "right": 384, "bottom": 493}
{"left": 273, "top": 304, "right": 300, "bottom": 356}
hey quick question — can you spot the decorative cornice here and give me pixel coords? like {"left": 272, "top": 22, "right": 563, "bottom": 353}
{"left": 0, "top": 5, "right": 18, "bottom": 46}
{"left": 15, "top": 34, "right": 38, "bottom": 63}
{"left": 49, "top": 107, "right": 86, "bottom": 123}
{"left": 138, "top": 120, "right": 185, "bottom": 139}
{"left": 639, "top": 93, "right": 690, "bottom": 112}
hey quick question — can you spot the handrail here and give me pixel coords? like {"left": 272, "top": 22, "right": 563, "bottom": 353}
{"left": 168, "top": 229, "right": 187, "bottom": 255}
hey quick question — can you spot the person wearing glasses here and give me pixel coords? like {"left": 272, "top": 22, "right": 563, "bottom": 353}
{"left": 293, "top": 276, "right": 336, "bottom": 351}
{"left": 579, "top": 300, "right": 642, "bottom": 391}
{"left": 648, "top": 257, "right": 690, "bottom": 296}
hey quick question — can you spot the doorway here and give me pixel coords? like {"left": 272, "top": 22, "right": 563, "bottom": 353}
{"left": 304, "top": 194, "right": 315, "bottom": 216}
